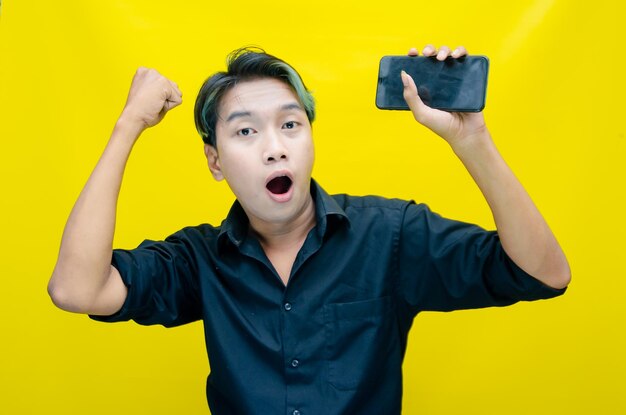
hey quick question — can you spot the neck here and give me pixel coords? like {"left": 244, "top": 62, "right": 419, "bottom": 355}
{"left": 250, "top": 196, "right": 317, "bottom": 251}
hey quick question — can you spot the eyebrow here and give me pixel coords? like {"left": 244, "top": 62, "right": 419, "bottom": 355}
{"left": 225, "top": 111, "right": 252, "bottom": 123}
{"left": 279, "top": 102, "right": 304, "bottom": 112}
{"left": 224, "top": 102, "right": 304, "bottom": 123}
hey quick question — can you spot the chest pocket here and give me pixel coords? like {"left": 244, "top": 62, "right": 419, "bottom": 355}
{"left": 323, "top": 296, "right": 399, "bottom": 390}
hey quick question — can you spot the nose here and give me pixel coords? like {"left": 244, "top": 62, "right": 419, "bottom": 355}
{"left": 263, "top": 129, "right": 288, "bottom": 164}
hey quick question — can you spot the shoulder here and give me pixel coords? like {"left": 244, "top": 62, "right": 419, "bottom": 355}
{"left": 328, "top": 193, "right": 436, "bottom": 233}
{"left": 331, "top": 192, "right": 429, "bottom": 215}
{"left": 136, "top": 223, "right": 222, "bottom": 251}
{"left": 172, "top": 223, "right": 222, "bottom": 237}
{"left": 329, "top": 193, "right": 463, "bottom": 237}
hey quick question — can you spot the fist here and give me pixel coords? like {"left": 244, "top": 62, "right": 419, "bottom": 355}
{"left": 120, "top": 67, "right": 183, "bottom": 132}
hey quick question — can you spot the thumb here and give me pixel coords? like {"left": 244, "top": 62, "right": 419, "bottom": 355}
{"left": 163, "top": 82, "right": 183, "bottom": 112}
{"left": 401, "top": 71, "right": 427, "bottom": 123}
{"left": 164, "top": 94, "right": 183, "bottom": 112}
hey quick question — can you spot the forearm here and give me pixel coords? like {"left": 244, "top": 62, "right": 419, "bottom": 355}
{"left": 48, "top": 118, "right": 140, "bottom": 311}
{"left": 452, "top": 131, "right": 571, "bottom": 289}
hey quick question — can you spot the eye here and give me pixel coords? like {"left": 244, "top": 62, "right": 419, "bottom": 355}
{"left": 283, "top": 121, "right": 298, "bottom": 130}
{"left": 237, "top": 127, "right": 256, "bottom": 137}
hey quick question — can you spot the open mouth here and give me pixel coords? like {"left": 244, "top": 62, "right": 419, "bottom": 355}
{"left": 266, "top": 175, "right": 293, "bottom": 195}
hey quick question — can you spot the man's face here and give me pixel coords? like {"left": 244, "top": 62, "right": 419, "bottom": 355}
{"left": 205, "top": 78, "right": 315, "bottom": 228}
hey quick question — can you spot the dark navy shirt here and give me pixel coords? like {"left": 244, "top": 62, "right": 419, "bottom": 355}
{"left": 92, "top": 180, "right": 566, "bottom": 414}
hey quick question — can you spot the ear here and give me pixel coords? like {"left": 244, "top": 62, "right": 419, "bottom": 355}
{"left": 204, "top": 144, "right": 224, "bottom": 181}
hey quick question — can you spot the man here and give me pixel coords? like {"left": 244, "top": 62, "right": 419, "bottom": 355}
{"left": 48, "top": 45, "right": 570, "bottom": 414}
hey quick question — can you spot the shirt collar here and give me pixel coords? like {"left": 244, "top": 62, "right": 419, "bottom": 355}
{"left": 310, "top": 179, "right": 349, "bottom": 239}
{"left": 217, "top": 179, "right": 349, "bottom": 250}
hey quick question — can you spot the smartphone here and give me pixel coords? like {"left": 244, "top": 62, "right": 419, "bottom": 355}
{"left": 375, "top": 55, "right": 489, "bottom": 112}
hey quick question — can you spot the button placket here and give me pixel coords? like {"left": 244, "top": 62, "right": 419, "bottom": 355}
{"left": 283, "top": 291, "right": 303, "bottom": 415}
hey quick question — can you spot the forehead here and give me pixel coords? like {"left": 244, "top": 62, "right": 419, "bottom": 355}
{"left": 219, "top": 78, "right": 299, "bottom": 118}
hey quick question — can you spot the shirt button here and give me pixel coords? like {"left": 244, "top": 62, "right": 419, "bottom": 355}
{"left": 291, "top": 359, "right": 300, "bottom": 367}
{"left": 284, "top": 302, "right": 292, "bottom": 311}
{"left": 293, "top": 411, "right": 301, "bottom": 415}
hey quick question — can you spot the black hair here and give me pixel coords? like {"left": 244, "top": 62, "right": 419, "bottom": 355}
{"left": 194, "top": 47, "right": 315, "bottom": 147}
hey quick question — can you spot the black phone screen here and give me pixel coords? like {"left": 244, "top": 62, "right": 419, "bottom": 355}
{"left": 375, "top": 55, "right": 489, "bottom": 112}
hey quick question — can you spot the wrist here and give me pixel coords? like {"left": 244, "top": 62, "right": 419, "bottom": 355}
{"left": 113, "top": 112, "right": 146, "bottom": 143}
{"left": 449, "top": 129, "right": 494, "bottom": 160}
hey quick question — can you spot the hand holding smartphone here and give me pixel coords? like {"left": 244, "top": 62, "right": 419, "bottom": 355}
{"left": 375, "top": 55, "right": 489, "bottom": 112}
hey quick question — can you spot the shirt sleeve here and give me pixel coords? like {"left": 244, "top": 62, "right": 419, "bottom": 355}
{"left": 89, "top": 228, "right": 204, "bottom": 327}
{"left": 397, "top": 203, "right": 566, "bottom": 314}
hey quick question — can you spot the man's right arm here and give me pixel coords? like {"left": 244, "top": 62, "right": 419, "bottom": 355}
{"left": 48, "top": 68, "right": 182, "bottom": 316}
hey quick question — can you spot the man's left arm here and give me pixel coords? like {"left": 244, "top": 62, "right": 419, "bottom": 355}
{"left": 402, "top": 45, "right": 571, "bottom": 290}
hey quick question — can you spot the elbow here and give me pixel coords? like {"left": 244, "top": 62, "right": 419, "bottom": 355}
{"left": 555, "top": 270, "right": 572, "bottom": 290}
{"left": 546, "top": 262, "right": 572, "bottom": 290}
{"left": 47, "top": 273, "right": 89, "bottom": 314}
{"left": 47, "top": 278, "right": 73, "bottom": 312}
{"left": 546, "top": 274, "right": 570, "bottom": 290}
{"left": 537, "top": 246, "right": 572, "bottom": 290}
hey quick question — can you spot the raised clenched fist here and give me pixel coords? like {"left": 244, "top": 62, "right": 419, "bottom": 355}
{"left": 119, "top": 67, "right": 183, "bottom": 133}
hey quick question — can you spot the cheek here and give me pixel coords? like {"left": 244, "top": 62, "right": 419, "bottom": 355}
{"left": 220, "top": 152, "right": 257, "bottom": 184}
{"left": 300, "top": 138, "right": 315, "bottom": 167}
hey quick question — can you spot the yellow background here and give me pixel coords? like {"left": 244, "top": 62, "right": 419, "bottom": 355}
{"left": 1, "top": 0, "right": 624, "bottom": 413}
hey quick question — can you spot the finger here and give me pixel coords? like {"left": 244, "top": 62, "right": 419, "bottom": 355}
{"left": 169, "top": 80, "right": 183, "bottom": 97}
{"left": 407, "top": 47, "right": 419, "bottom": 56}
{"left": 451, "top": 46, "right": 468, "bottom": 58}
{"left": 164, "top": 95, "right": 183, "bottom": 111}
{"left": 136, "top": 66, "right": 149, "bottom": 77}
{"left": 437, "top": 45, "right": 451, "bottom": 61}
{"left": 401, "top": 70, "right": 427, "bottom": 123}
{"left": 164, "top": 85, "right": 183, "bottom": 111}
{"left": 158, "top": 79, "right": 182, "bottom": 106}
{"left": 422, "top": 44, "right": 436, "bottom": 57}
